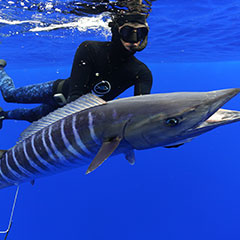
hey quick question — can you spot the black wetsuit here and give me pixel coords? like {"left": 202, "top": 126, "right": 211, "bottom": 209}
{"left": 54, "top": 40, "right": 152, "bottom": 102}
{"left": 0, "top": 40, "right": 152, "bottom": 122}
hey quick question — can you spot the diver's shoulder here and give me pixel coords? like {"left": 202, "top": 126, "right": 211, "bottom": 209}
{"left": 132, "top": 56, "right": 150, "bottom": 71}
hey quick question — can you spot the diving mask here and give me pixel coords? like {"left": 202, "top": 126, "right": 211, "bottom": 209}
{"left": 119, "top": 25, "right": 149, "bottom": 43}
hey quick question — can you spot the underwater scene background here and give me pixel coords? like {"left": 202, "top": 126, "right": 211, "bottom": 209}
{"left": 1, "top": 1, "right": 240, "bottom": 239}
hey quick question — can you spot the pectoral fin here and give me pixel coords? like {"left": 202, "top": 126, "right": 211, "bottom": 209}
{"left": 86, "top": 137, "right": 122, "bottom": 174}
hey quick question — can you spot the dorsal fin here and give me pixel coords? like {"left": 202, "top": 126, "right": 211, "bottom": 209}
{"left": 19, "top": 94, "right": 106, "bottom": 142}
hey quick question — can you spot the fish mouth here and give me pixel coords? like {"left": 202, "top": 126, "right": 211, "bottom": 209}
{"left": 164, "top": 88, "right": 240, "bottom": 147}
{"left": 196, "top": 108, "right": 240, "bottom": 131}
{"left": 188, "top": 88, "right": 240, "bottom": 136}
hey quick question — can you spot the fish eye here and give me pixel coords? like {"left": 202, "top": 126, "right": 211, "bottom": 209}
{"left": 165, "top": 118, "right": 179, "bottom": 127}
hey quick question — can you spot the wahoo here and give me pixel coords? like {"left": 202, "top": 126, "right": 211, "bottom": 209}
{"left": 0, "top": 88, "right": 240, "bottom": 189}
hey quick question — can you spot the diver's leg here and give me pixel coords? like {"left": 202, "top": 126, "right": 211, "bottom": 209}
{"left": 0, "top": 71, "right": 55, "bottom": 104}
{"left": 4, "top": 104, "right": 57, "bottom": 122}
{"left": 0, "top": 62, "right": 15, "bottom": 101}
{"left": 3, "top": 81, "right": 55, "bottom": 104}
{"left": 0, "top": 62, "right": 54, "bottom": 104}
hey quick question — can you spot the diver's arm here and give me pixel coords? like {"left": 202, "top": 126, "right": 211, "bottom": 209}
{"left": 68, "top": 42, "right": 93, "bottom": 102}
{"left": 134, "top": 68, "right": 153, "bottom": 96}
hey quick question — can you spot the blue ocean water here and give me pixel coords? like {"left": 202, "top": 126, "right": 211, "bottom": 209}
{"left": 0, "top": 1, "right": 240, "bottom": 240}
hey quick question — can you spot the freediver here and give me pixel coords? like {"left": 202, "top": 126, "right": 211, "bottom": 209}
{"left": 0, "top": 11, "right": 152, "bottom": 129}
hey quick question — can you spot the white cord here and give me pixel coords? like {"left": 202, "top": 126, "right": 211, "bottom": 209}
{"left": 0, "top": 185, "right": 19, "bottom": 235}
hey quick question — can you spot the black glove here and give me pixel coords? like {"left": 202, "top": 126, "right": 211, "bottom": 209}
{"left": 67, "top": 95, "right": 80, "bottom": 103}
{"left": 0, "top": 107, "right": 5, "bottom": 129}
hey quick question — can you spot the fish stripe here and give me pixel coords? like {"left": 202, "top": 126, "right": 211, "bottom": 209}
{"left": 88, "top": 112, "right": 99, "bottom": 144}
{"left": 11, "top": 147, "right": 35, "bottom": 178}
{"left": 42, "top": 127, "right": 62, "bottom": 163}
{"left": 5, "top": 152, "right": 25, "bottom": 180}
{"left": 41, "top": 128, "right": 66, "bottom": 168}
{"left": 61, "top": 119, "right": 88, "bottom": 164}
{"left": 0, "top": 155, "right": 16, "bottom": 184}
{"left": 23, "top": 140, "right": 47, "bottom": 174}
{"left": 31, "top": 134, "right": 57, "bottom": 171}
{"left": 72, "top": 115, "right": 92, "bottom": 156}
{"left": 1, "top": 154, "right": 18, "bottom": 181}
{"left": 48, "top": 125, "right": 74, "bottom": 166}
{"left": 24, "top": 137, "right": 48, "bottom": 171}
{"left": 65, "top": 116, "right": 90, "bottom": 159}
{"left": 49, "top": 122, "right": 80, "bottom": 161}
{"left": 14, "top": 141, "right": 38, "bottom": 174}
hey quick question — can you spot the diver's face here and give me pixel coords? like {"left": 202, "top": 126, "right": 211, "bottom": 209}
{"left": 118, "top": 23, "right": 148, "bottom": 52}
{"left": 120, "top": 39, "right": 141, "bottom": 52}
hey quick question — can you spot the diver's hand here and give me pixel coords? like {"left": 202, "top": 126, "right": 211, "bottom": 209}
{"left": 67, "top": 95, "right": 80, "bottom": 103}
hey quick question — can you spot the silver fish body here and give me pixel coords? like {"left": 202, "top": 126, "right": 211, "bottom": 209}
{"left": 0, "top": 88, "right": 240, "bottom": 189}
